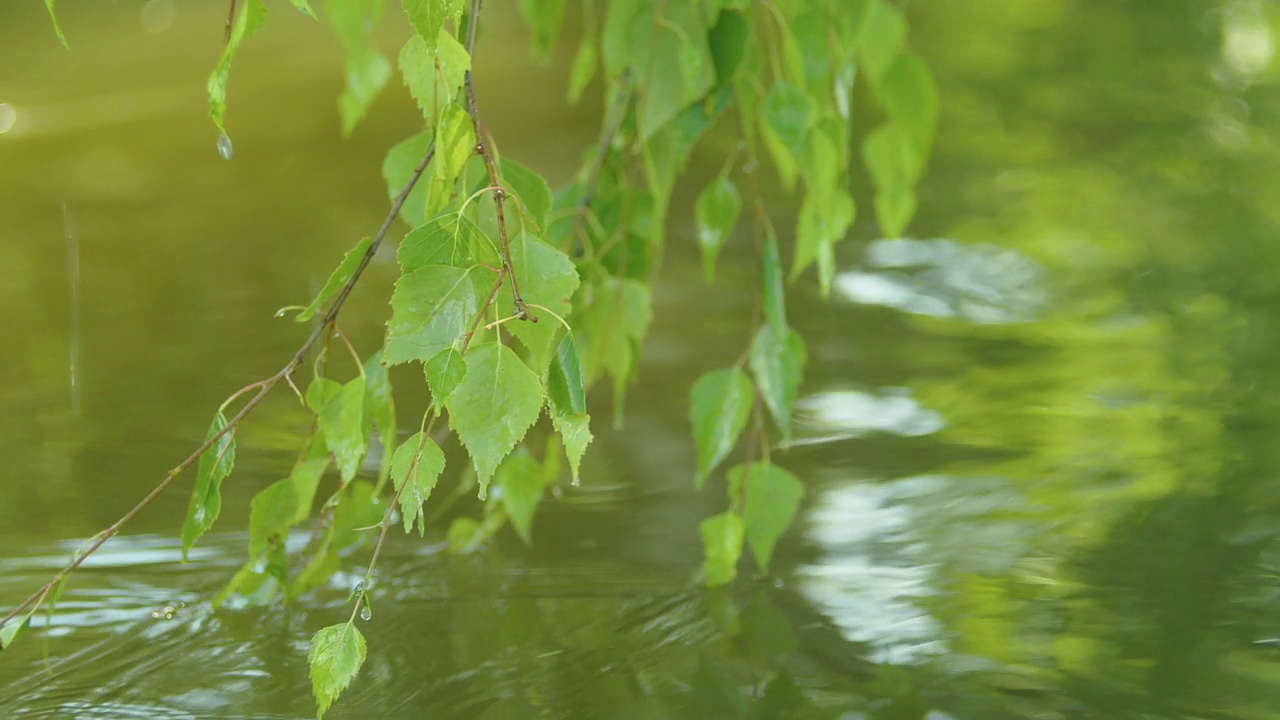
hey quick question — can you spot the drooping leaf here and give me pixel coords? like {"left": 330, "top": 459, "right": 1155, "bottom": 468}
{"left": 181, "top": 412, "right": 237, "bottom": 560}
{"left": 391, "top": 432, "right": 446, "bottom": 535}
{"left": 399, "top": 212, "right": 499, "bottom": 272}
{"left": 499, "top": 157, "right": 553, "bottom": 233}
{"left": 363, "top": 351, "right": 396, "bottom": 490}
{"left": 286, "top": 0, "right": 316, "bottom": 17}
{"left": 401, "top": 0, "right": 463, "bottom": 50}
{"left": 690, "top": 368, "right": 754, "bottom": 487}
{"left": 338, "top": 48, "right": 393, "bottom": 137}
{"left": 760, "top": 81, "right": 810, "bottom": 191}
{"left": 384, "top": 264, "right": 489, "bottom": 364}
{"left": 876, "top": 52, "right": 939, "bottom": 156}
{"left": 856, "top": 0, "right": 905, "bottom": 82}
{"left": 517, "top": 0, "right": 567, "bottom": 60}
{"left": 873, "top": 186, "right": 917, "bottom": 240}
{"left": 728, "top": 463, "right": 805, "bottom": 572}
{"left": 694, "top": 176, "right": 742, "bottom": 283}
{"left": 630, "top": 1, "right": 715, "bottom": 140}
{"left": 547, "top": 333, "right": 586, "bottom": 416}
{"left": 207, "top": 0, "right": 267, "bottom": 136}
{"left": 0, "top": 607, "right": 35, "bottom": 649}
{"left": 447, "top": 508, "right": 507, "bottom": 554}
{"left": 749, "top": 326, "right": 806, "bottom": 442}
{"left": 247, "top": 453, "right": 328, "bottom": 560}
{"left": 700, "top": 511, "right": 745, "bottom": 587}
{"left": 567, "top": 36, "right": 598, "bottom": 104}
{"left": 43, "top": 0, "right": 68, "bottom": 48}
{"left": 792, "top": 188, "right": 854, "bottom": 293}
{"left": 424, "top": 347, "right": 467, "bottom": 404}
{"left": 383, "top": 129, "right": 433, "bottom": 225}
{"left": 496, "top": 450, "right": 542, "bottom": 544}
{"left": 297, "top": 237, "right": 372, "bottom": 322}
{"left": 708, "top": 9, "right": 749, "bottom": 88}
{"left": 862, "top": 122, "right": 925, "bottom": 191}
{"left": 497, "top": 233, "right": 580, "bottom": 372}
{"left": 549, "top": 411, "right": 591, "bottom": 484}
{"left": 400, "top": 30, "right": 471, "bottom": 127}
{"left": 579, "top": 277, "right": 653, "bottom": 420}
{"left": 445, "top": 342, "right": 544, "bottom": 496}
{"left": 310, "top": 377, "right": 369, "bottom": 482}
{"left": 308, "top": 622, "right": 367, "bottom": 719}
{"left": 761, "top": 233, "right": 787, "bottom": 337}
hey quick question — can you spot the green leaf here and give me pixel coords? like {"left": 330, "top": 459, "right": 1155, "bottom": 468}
{"left": 748, "top": 327, "right": 806, "bottom": 442}
{"left": 384, "top": 264, "right": 490, "bottom": 364}
{"left": 631, "top": 1, "right": 715, "bottom": 140}
{"left": 708, "top": 9, "right": 749, "bottom": 88}
{"left": 496, "top": 450, "right": 543, "bottom": 544}
{"left": 550, "top": 412, "right": 591, "bottom": 485}
{"left": 877, "top": 52, "right": 939, "bottom": 156}
{"left": 286, "top": 0, "right": 316, "bottom": 17}
{"left": 0, "top": 606, "right": 35, "bottom": 649}
{"left": 856, "top": 0, "right": 905, "bottom": 81}
{"left": 364, "top": 351, "right": 396, "bottom": 491}
{"left": 792, "top": 188, "right": 854, "bottom": 293}
{"left": 308, "top": 622, "right": 367, "bottom": 719}
{"left": 761, "top": 233, "right": 787, "bottom": 336}
{"left": 402, "top": 0, "right": 463, "bottom": 50}
{"left": 517, "top": 0, "right": 567, "bottom": 60}
{"left": 424, "top": 347, "right": 467, "bottom": 404}
{"left": 700, "top": 511, "right": 744, "bottom": 587}
{"left": 247, "top": 453, "right": 328, "bottom": 559}
{"left": 383, "top": 129, "right": 434, "bottom": 225}
{"left": 873, "top": 186, "right": 917, "bottom": 240}
{"left": 43, "top": 0, "right": 68, "bottom": 48}
{"left": 862, "top": 122, "right": 924, "bottom": 191}
{"left": 690, "top": 368, "right": 754, "bottom": 487}
{"left": 297, "top": 237, "right": 372, "bottom": 322}
{"left": 567, "top": 37, "right": 598, "bottom": 104}
{"left": 181, "top": 412, "right": 237, "bottom": 560}
{"left": 499, "top": 157, "right": 553, "bottom": 233}
{"left": 547, "top": 333, "right": 586, "bottom": 416}
{"left": 400, "top": 30, "right": 471, "bottom": 127}
{"left": 760, "top": 81, "right": 810, "bottom": 191}
{"left": 728, "top": 463, "right": 804, "bottom": 573}
{"left": 391, "top": 432, "right": 446, "bottom": 535}
{"left": 207, "top": 0, "right": 267, "bottom": 136}
{"left": 400, "top": 212, "right": 499, "bottom": 272}
{"left": 338, "top": 48, "right": 393, "bottom": 138}
{"left": 694, "top": 176, "right": 742, "bottom": 283}
{"left": 310, "top": 377, "right": 369, "bottom": 482}
{"left": 579, "top": 277, "right": 653, "bottom": 421}
{"left": 498, "top": 233, "right": 580, "bottom": 372}
{"left": 425, "top": 103, "right": 477, "bottom": 217}
{"left": 445, "top": 343, "right": 544, "bottom": 496}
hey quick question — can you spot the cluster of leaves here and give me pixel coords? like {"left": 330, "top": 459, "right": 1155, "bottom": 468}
{"left": 22, "top": 0, "right": 935, "bottom": 716}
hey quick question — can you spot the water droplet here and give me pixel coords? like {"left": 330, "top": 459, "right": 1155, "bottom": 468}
{"left": 216, "top": 133, "right": 233, "bottom": 160}
{"left": 360, "top": 604, "right": 372, "bottom": 621}
{"left": 274, "top": 308, "right": 286, "bottom": 318}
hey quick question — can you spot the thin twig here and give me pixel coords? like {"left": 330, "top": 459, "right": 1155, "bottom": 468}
{"left": 463, "top": 0, "right": 534, "bottom": 323}
{"left": 1, "top": 144, "right": 437, "bottom": 632}
{"left": 224, "top": 0, "right": 237, "bottom": 43}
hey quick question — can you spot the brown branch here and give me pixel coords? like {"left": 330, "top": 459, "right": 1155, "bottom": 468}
{"left": 224, "top": 0, "right": 237, "bottom": 43}
{"left": 1, "top": 144, "right": 437, "bottom": 633}
{"left": 463, "top": 0, "right": 534, "bottom": 323}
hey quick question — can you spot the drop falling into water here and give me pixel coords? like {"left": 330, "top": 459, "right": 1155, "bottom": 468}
{"left": 216, "top": 133, "right": 233, "bottom": 160}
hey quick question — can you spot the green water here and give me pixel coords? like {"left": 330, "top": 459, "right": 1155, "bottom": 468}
{"left": 4, "top": 1, "right": 1280, "bottom": 718}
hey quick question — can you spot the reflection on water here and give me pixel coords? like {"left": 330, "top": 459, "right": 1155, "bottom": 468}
{"left": 5, "top": 0, "right": 1280, "bottom": 717}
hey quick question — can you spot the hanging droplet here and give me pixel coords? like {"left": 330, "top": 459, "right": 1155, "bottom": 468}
{"left": 359, "top": 604, "right": 373, "bottom": 621}
{"left": 216, "top": 133, "right": 233, "bottom": 160}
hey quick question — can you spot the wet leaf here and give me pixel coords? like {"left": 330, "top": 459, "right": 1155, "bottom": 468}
{"left": 497, "top": 233, "right": 580, "bottom": 372}
{"left": 309, "top": 622, "right": 366, "bottom": 719}
{"left": 700, "top": 511, "right": 744, "bottom": 587}
{"left": 760, "top": 81, "right": 810, "bottom": 190}
{"left": 309, "top": 377, "right": 369, "bottom": 482}
{"left": 497, "top": 450, "right": 542, "bottom": 544}
{"left": 383, "top": 129, "right": 433, "bottom": 225}
{"left": 286, "top": 0, "right": 315, "bottom": 17}
{"left": 424, "top": 347, "right": 467, "bottom": 405}
{"left": 445, "top": 343, "right": 544, "bottom": 496}
{"left": 399, "top": 212, "right": 499, "bottom": 272}
{"left": 547, "top": 333, "right": 586, "bottom": 417}
{"left": 728, "top": 462, "right": 804, "bottom": 572}
{"left": 363, "top": 351, "right": 396, "bottom": 490}
{"left": 749, "top": 326, "right": 806, "bottom": 442}
{"left": 690, "top": 368, "right": 754, "bottom": 487}
{"left": 695, "top": 176, "right": 742, "bottom": 283}
{"left": 297, "top": 237, "right": 372, "bottom": 322}
{"left": 500, "top": 157, "right": 553, "bottom": 233}
{"left": 550, "top": 411, "right": 592, "bottom": 484}
{"left": 384, "top": 264, "right": 489, "bottom": 364}
{"left": 391, "top": 432, "right": 446, "bottom": 535}
{"left": 181, "top": 411, "right": 236, "bottom": 560}
{"left": 401, "top": 0, "right": 463, "bottom": 50}
{"left": 400, "top": 30, "right": 470, "bottom": 127}
{"left": 207, "top": 0, "right": 267, "bottom": 135}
